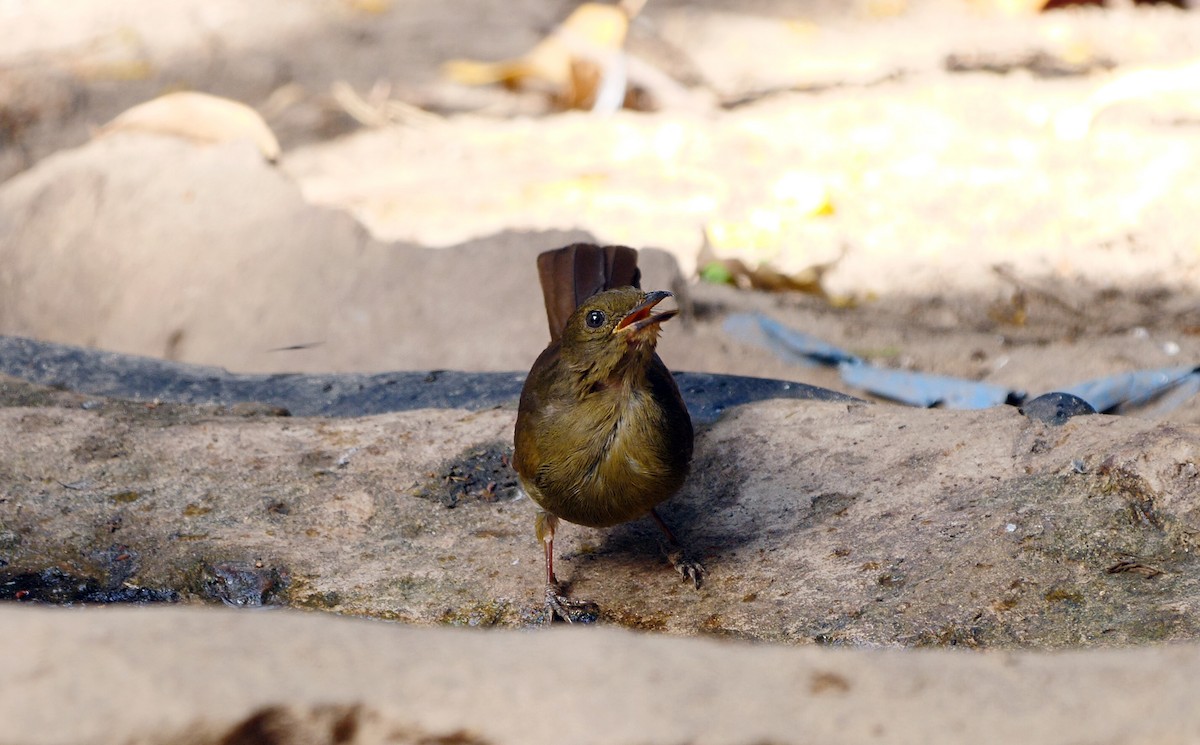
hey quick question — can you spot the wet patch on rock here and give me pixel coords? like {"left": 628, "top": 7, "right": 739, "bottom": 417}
{"left": 410, "top": 441, "right": 521, "bottom": 509}
{"left": 0, "top": 336, "right": 856, "bottom": 425}
{"left": 195, "top": 561, "right": 289, "bottom": 607}
{"left": 438, "top": 598, "right": 528, "bottom": 628}
{"left": 0, "top": 567, "right": 177, "bottom": 604}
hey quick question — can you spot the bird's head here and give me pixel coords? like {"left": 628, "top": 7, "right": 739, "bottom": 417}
{"left": 559, "top": 287, "right": 677, "bottom": 383}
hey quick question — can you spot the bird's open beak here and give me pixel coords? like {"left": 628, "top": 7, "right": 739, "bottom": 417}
{"left": 613, "top": 291, "right": 677, "bottom": 335}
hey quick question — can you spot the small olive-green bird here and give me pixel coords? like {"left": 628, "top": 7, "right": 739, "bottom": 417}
{"left": 514, "top": 243, "right": 702, "bottom": 623}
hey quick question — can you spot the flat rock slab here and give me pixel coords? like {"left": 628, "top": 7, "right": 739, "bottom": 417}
{"left": 1, "top": 372, "right": 1196, "bottom": 647}
{"left": 3, "top": 605, "right": 1200, "bottom": 745}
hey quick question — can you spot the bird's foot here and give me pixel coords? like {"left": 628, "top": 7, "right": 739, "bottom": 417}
{"left": 666, "top": 548, "right": 705, "bottom": 589}
{"left": 545, "top": 583, "right": 600, "bottom": 624}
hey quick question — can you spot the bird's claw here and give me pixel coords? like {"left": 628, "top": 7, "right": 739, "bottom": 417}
{"left": 545, "top": 583, "right": 600, "bottom": 624}
{"left": 667, "top": 549, "right": 705, "bottom": 589}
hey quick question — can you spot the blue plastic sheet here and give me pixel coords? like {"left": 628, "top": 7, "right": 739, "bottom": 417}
{"left": 752, "top": 314, "right": 860, "bottom": 366}
{"left": 724, "top": 312, "right": 1199, "bottom": 414}
{"left": 837, "top": 363, "right": 1016, "bottom": 409}
{"left": 1063, "top": 365, "right": 1200, "bottom": 413}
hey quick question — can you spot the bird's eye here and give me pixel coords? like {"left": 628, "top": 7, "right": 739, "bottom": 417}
{"left": 585, "top": 309, "right": 606, "bottom": 328}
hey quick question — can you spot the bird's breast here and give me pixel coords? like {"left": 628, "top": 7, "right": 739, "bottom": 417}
{"left": 524, "top": 383, "right": 688, "bottom": 528}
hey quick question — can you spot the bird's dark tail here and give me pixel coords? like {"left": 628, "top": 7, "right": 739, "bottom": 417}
{"left": 536, "top": 243, "right": 641, "bottom": 343}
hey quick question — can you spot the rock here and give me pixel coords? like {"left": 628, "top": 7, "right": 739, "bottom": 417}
{"left": 1020, "top": 391, "right": 1097, "bottom": 425}
{"left": 0, "top": 134, "right": 686, "bottom": 374}
{"left": 1, "top": 371, "right": 1197, "bottom": 646}
{"left": 3, "top": 605, "right": 1200, "bottom": 745}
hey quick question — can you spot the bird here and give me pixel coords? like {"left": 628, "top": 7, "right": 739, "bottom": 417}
{"left": 513, "top": 243, "right": 702, "bottom": 623}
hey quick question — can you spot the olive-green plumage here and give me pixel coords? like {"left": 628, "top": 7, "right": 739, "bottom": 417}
{"left": 514, "top": 244, "right": 699, "bottom": 620}
{"left": 514, "top": 286, "right": 693, "bottom": 529}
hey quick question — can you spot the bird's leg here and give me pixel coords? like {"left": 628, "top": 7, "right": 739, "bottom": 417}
{"left": 651, "top": 508, "right": 705, "bottom": 589}
{"left": 535, "top": 511, "right": 599, "bottom": 624}
{"left": 536, "top": 510, "right": 559, "bottom": 585}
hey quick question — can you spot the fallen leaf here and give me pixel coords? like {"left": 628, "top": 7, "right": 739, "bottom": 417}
{"left": 98, "top": 92, "right": 281, "bottom": 162}
{"left": 442, "top": 1, "right": 644, "bottom": 110}
{"left": 1106, "top": 560, "right": 1163, "bottom": 578}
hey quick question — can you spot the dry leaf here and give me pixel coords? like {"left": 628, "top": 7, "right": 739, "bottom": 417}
{"left": 442, "top": 2, "right": 642, "bottom": 110}
{"left": 701, "top": 255, "right": 842, "bottom": 298}
{"left": 1106, "top": 560, "right": 1163, "bottom": 578}
{"left": 99, "top": 92, "right": 281, "bottom": 162}
{"left": 1054, "top": 58, "right": 1200, "bottom": 140}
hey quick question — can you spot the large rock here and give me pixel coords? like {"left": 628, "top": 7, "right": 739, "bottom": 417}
{"left": 1, "top": 372, "right": 1196, "bottom": 647}
{"left": 3, "top": 605, "right": 1200, "bottom": 745}
{"left": 0, "top": 134, "right": 680, "bottom": 374}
